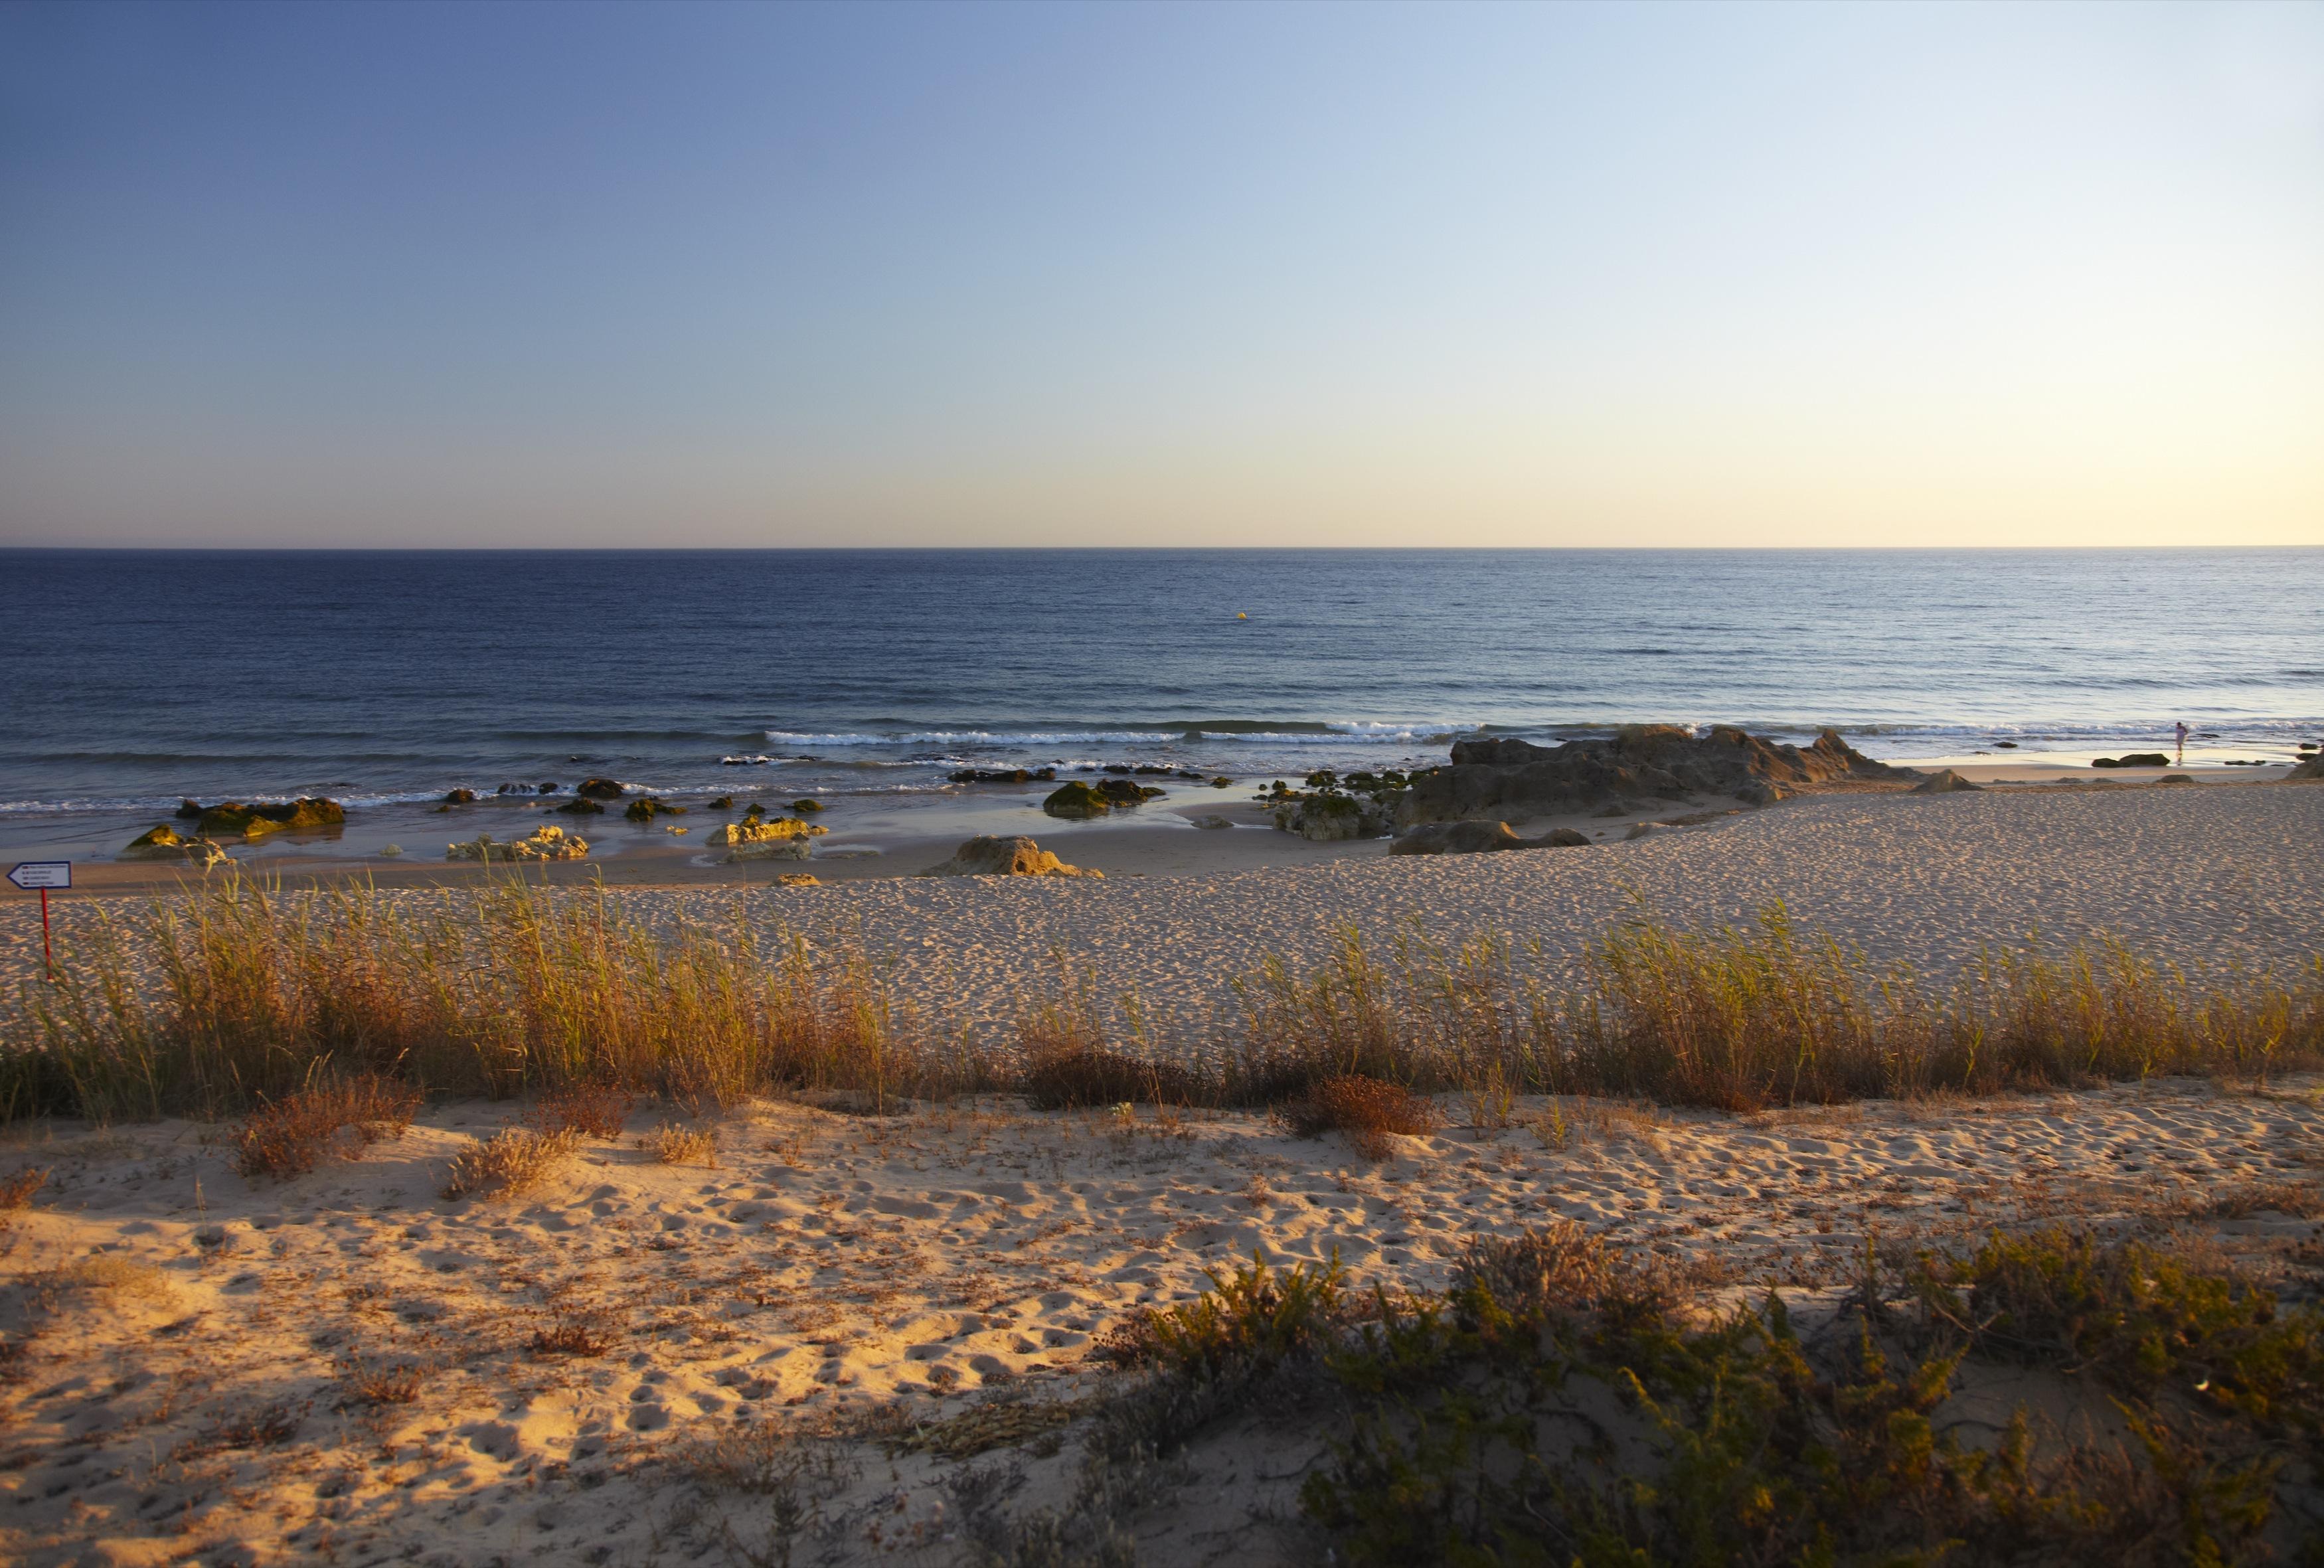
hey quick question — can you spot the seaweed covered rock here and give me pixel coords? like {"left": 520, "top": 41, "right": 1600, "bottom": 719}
{"left": 120, "top": 824, "right": 230, "bottom": 866}
{"left": 623, "top": 797, "right": 685, "bottom": 823}
{"left": 445, "top": 824, "right": 590, "bottom": 862}
{"left": 948, "top": 768, "right": 1056, "bottom": 784}
{"left": 1273, "top": 792, "right": 1392, "bottom": 842}
{"left": 1043, "top": 781, "right": 1107, "bottom": 819}
{"left": 1097, "top": 778, "right": 1164, "bottom": 806}
{"left": 1389, "top": 821, "right": 1591, "bottom": 855}
{"left": 789, "top": 798, "right": 825, "bottom": 813}
{"left": 556, "top": 797, "right": 605, "bottom": 816}
{"left": 443, "top": 788, "right": 477, "bottom": 805}
{"left": 916, "top": 836, "right": 1100, "bottom": 879}
{"left": 198, "top": 798, "right": 345, "bottom": 838}
{"left": 175, "top": 799, "right": 204, "bottom": 820}
{"left": 575, "top": 777, "right": 626, "bottom": 799}
{"left": 1398, "top": 726, "right": 1916, "bottom": 827}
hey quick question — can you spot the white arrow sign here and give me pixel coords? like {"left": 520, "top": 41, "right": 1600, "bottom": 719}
{"left": 7, "top": 862, "right": 70, "bottom": 891}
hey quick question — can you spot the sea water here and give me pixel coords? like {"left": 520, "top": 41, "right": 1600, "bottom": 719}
{"left": 1, "top": 548, "right": 2317, "bottom": 857}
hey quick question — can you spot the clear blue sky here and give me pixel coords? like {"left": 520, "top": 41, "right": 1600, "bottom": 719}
{"left": 2, "top": 0, "right": 2319, "bottom": 547}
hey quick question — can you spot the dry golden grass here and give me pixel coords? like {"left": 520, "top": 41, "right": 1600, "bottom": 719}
{"left": 528, "top": 1080, "right": 631, "bottom": 1140}
{"left": 439, "top": 1127, "right": 576, "bottom": 1200}
{"left": 337, "top": 1361, "right": 422, "bottom": 1407}
{"left": 230, "top": 1073, "right": 420, "bottom": 1178}
{"left": 4, "top": 878, "right": 2319, "bottom": 1125}
{"left": 526, "top": 1315, "right": 612, "bottom": 1358}
{"left": 639, "top": 1122, "right": 717, "bottom": 1166}
{"left": 1273, "top": 1075, "right": 1438, "bottom": 1160}
{"left": 0, "top": 1165, "right": 46, "bottom": 1210}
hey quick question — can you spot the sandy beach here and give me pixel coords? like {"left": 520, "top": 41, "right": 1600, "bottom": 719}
{"left": 2, "top": 779, "right": 2321, "bottom": 1563}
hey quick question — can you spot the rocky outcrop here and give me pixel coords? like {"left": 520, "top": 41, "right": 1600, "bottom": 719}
{"left": 917, "top": 836, "right": 1100, "bottom": 878}
{"left": 623, "top": 797, "right": 685, "bottom": 823}
{"left": 948, "top": 768, "right": 1056, "bottom": 784}
{"left": 2290, "top": 754, "right": 2324, "bottom": 782}
{"left": 120, "top": 824, "right": 230, "bottom": 866}
{"left": 706, "top": 817, "right": 824, "bottom": 848}
{"left": 1910, "top": 770, "right": 1982, "bottom": 793}
{"left": 575, "top": 777, "right": 626, "bottom": 799}
{"left": 1042, "top": 779, "right": 1165, "bottom": 819}
{"left": 446, "top": 824, "right": 589, "bottom": 862}
{"left": 2092, "top": 753, "right": 2171, "bottom": 769}
{"left": 443, "top": 788, "right": 477, "bottom": 805}
{"left": 556, "top": 797, "right": 605, "bottom": 815}
{"left": 197, "top": 798, "right": 345, "bottom": 838}
{"left": 1389, "top": 821, "right": 1590, "bottom": 856}
{"left": 1396, "top": 726, "right": 1916, "bottom": 827}
{"left": 1274, "top": 793, "right": 1393, "bottom": 841}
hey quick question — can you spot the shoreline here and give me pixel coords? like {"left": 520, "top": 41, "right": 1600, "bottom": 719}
{"left": 9, "top": 781, "right": 2321, "bottom": 1042}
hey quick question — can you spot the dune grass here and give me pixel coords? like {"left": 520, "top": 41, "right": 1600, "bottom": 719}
{"left": 1, "top": 875, "right": 2318, "bottom": 1127}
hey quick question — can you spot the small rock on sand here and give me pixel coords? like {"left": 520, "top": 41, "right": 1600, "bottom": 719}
{"left": 918, "top": 836, "right": 1100, "bottom": 878}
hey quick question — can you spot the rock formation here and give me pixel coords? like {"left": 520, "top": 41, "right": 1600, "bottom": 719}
{"left": 1396, "top": 726, "right": 1916, "bottom": 827}
{"left": 445, "top": 824, "right": 589, "bottom": 862}
{"left": 1389, "top": 821, "right": 1590, "bottom": 856}
{"left": 575, "top": 777, "right": 626, "bottom": 799}
{"left": 2092, "top": 753, "right": 2172, "bottom": 769}
{"left": 917, "top": 836, "right": 1100, "bottom": 878}
{"left": 1910, "top": 770, "right": 1982, "bottom": 793}
{"left": 1273, "top": 793, "right": 1393, "bottom": 841}
{"left": 2291, "top": 754, "right": 2324, "bottom": 782}
{"left": 1042, "top": 779, "right": 1163, "bottom": 819}
{"left": 197, "top": 798, "right": 345, "bottom": 838}
{"left": 708, "top": 817, "right": 826, "bottom": 861}
{"left": 120, "top": 824, "right": 230, "bottom": 866}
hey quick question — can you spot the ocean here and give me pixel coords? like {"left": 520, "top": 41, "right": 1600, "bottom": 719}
{"left": 1, "top": 548, "right": 2317, "bottom": 859}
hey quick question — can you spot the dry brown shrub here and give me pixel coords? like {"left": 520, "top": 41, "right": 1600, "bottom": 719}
{"left": 527, "top": 1315, "right": 612, "bottom": 1358}
{"left": 1274, "top": 1075, "right": 1438, "bottom": 1160}
{"left": 231, "top": 1073, "right": 420, "bottom": 1179}
{"left": 1022, "top": 1046, "right": 1199, "bottom": 1110}
{"left": 0, "top": 1166, "right": 46, "bottom": 1210}
{"left": 639, "top": 1122, "right": 717, "bottom": 1166}
{"left": 529, "top": 1081, "right": 631, "bottom": 1140}
{"left": 440, "top": 1127, "right": 576, "bottom": 1200}
{"left": 339, "top": 1362, "right": 422, "bottom": 1407}
{"left": 2203, "top": 1182, "right": 2324, "bottom": 1219}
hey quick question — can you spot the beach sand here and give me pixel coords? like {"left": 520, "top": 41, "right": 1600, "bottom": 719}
{"left": 4, "top": 1079, "right": 2321, "bottom": 1566}
{"left": 3, "top": 779, "right": 2321, "bottom": 1565}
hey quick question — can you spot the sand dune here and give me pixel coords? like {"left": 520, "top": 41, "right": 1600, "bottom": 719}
{"left": 5, "top": 1076, "right": 2322, "bottom": 1565}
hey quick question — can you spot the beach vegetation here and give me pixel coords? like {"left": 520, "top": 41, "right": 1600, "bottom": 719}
{"left": 639, "top": 1121, "right": 717, "bottom": 1166}
{"left": 527, "top": 1080, "right": 631, "bottom": 1140}
{"left": 3, "top": 879, "right": 2319, "bottom": 1131}
{"left": 1272, "top": 1075, "right": 1438, "bottom": 1160}
{"left": 1070, "top": 1224, "right": 2319, "bottom": 1567}
{"left": 439, "top": 1126, "right": 576, "bottom": 1200}
{"left": 229, "top": 1071, "right": 420, "bottom": 1178}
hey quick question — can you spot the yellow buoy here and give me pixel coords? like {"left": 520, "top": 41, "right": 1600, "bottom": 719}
{"left": 1236, "top": 611, "right": 1248, "bottom": 619}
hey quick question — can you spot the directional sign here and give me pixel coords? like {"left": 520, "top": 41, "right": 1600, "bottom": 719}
{"left": 8, "top": 862, "right": 70, "bottom": 890}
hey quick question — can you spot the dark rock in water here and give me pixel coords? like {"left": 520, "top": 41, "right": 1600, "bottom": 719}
{"left": 1102, "top": 765, "right": 1133, "bottom": 775}
{"left": 789, "top": 799, "right": 825, "bottom": 812}
{"left": 1274, "top": 793, "right": 1391, "bottom": 841}
{"left": 575, "top": 777, "right": 626, "bottom": 799}
{"left": 176, "top": 799, "right": 205, "bottom": 820}
{"left": 1096, "top": 778, "right": 1163, "bottom": 805}
{"left": 1134, "top": 765, "right": 1173, "bottom": 776}
{"left": 198, "top": 798, "right": 345, "bottom": 839}
{"left": 623, "top": 797, "right": 685, "bottom": 823}
{"left": 1399, "top": 725, "right": 1915, "bottom": 827}
{"left": 1390, "top": 821, "right": 1590, "bottom": 855}
{"left": 916, "top": 835, "right": 1100, "bottom": 878}
{"left": 1044, "top": 781, "right": 1109, "bottom": 819}
{"left": 1993, "top": 741, "right": 2018, "bottom": 749}
{"left": 2092, "top": 754, "right": 2171, "bottom": 769}
{"left": 707, "top": 796, "right": 734, "bottom": 810}
{"left": 444, "top": 788, "right": 477, "bottom": 805}
{"left": 556, "top": 797, "right": 606, "bottom": 816}
{"left": 539, "top": 781, "right": 560, "bottom": 794}
{"left": 1210, "top": 776, "right": 1234, "bottom": 788}
{"left": 948, "top": 768, "right": 1055, "bottom": 784}
{"left": 1910, "top": 770, "right": 1982, "bottom": 793}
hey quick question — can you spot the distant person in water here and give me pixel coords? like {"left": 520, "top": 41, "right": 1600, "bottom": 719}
{"left": 2176, "top": 721, "right": 2188, "bottom": 765}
